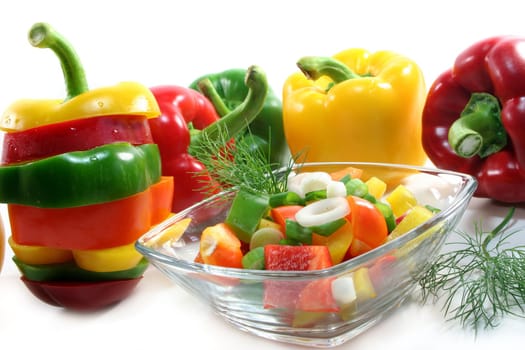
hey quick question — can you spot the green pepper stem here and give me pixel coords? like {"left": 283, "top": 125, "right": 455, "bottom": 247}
{"left": 28, "top": 22, "right": 88, "bottom": 101}
{"left": 297, "top": 56, "right": 360, "bottom": 83}
{"left": 191, "top": 65, "right": 268, "bottom": 148}
{"left": 197, "top": 78, "right": 231, "bottom": 117}
{"left": 448, "top": 93, "right": 507, "bottom": 158}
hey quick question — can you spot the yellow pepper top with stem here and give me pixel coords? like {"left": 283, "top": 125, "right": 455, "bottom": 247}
{"left": 282, "top": 48, "right": 428, "bottom": 167}
{"left": 0, "top": 22, "right": 159, "bottom": 132}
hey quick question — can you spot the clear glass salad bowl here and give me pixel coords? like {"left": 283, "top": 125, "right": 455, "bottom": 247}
{"left": 136, "top": 162, "right": 477, "bottom": 348}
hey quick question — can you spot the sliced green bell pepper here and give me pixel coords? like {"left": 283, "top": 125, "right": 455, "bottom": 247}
{"left": 189, "top": 68, "right": 290, "bottom": 166}
{"left": 13, "top": 256, "right": 149, "bottom": 282}
{"left": 0, "top": 142, "right": 161, "bottom": 208}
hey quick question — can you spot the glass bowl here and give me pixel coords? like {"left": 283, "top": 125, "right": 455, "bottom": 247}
{"left": 136, "top": 162, "right": 477, "bottom": 348}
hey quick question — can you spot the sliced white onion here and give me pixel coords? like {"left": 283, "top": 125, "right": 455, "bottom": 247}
{"left": 287, "top": 171, "right": 332, "bottom": 198}
{"left": 331, "top": 275, "right": 357, "bottom": 307}
{"left": 295, "top": 197, "right": 350, "bottom": 227}
{"left": 326, "top": 180, "right": 347, "bottom": 198}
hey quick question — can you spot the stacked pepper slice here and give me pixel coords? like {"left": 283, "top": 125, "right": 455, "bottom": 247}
{"left": 2, "top": 23, "right": 173, "bottom": 308}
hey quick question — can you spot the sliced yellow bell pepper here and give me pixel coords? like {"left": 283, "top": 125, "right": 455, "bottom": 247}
{"left": 72, "top": 243, "right": 144, "bottom": 273}
{"left": 8, "top": 236, "right": 73, "bottom": 265}
{"left": 1, "top": 82, "right": 160, "bottom": 132}
{"left": 282, "top": 48, "right": 427, "bottom": 166}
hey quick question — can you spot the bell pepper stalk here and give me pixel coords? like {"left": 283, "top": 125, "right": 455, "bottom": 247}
{"left": 282, "top": 49, "right": 428, "bottom": 166}
{"left": 190, "top": 68, "right": 290, "bottom": 166}
{"left": 2, "top": 114, "right": 153, "bottom": 165}
{"left": 0, "top": 23, "right": 159, "bottom": 132}
{"left": 149, "top": 65, "right": 269, "bottom": 213}
{"left": 421, "top": 36, "right": 525, "bottom": 202}
{"left": 0, "top": 142, "right": 161, "bottom": 208}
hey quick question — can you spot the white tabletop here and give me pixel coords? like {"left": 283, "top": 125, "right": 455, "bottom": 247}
{"left": 1, "top": 0, "right": 525, "bottom": 348}
{"left": 1, "top": 198, "right": 524, "bottom": 350}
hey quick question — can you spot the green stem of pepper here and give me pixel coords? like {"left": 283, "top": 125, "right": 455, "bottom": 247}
{"left": 297, "top": 56, "right": 360, "bottom": 83}
{"left": 448, "top": 92, "right": 507, "bottom": 158}
{"left": 190, "top": 65, "right": 268, "bottom": 149}
{"left": 28, "top": 22, "right": 88, "bottom": 101}
{"left": 197, "top": 78, "right": 231, "bottom": 117}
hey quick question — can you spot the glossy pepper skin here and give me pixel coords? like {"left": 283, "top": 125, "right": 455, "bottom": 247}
{"left": 422, "top": 36, "right": 525, "bottom": 203}
{"left": 282, "top": 49, "right": 427, "bottom": 166}
{"left": 148, "top": 85, "right": 220, "bottom": 213}
{"left": 1, "top": 115, "right": 153, "bottom": 164}
{"left": 189, "top": 68, "right": 290, "bottom": 166}
{"left": 149, "top": 65, "right": 269, "bottom": 213}
{"left": 2, "top": 22, "right": 172, "bottom": 308}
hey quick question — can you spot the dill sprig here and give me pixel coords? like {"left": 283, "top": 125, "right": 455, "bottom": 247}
{"left": 189, "top": 123, "right": 296, "bottom": 195}
{"left": 419, "top": 207, "right": 525, "bottom": 332}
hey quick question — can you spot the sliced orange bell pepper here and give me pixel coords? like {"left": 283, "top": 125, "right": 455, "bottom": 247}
{"left": 199, "top": 222, "right": 243, "bottom": 268}
{"left": 346, "top": 196, "right": 388, "bottom": 258}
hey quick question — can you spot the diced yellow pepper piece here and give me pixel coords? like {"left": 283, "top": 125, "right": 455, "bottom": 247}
{"left": 388, "top": 205, "right": 434, "bottom": 241}
{"left": 258, "top": 218, "right": 282, "bottom": 232}
{"left": 365, "top": 176, "right": 387, "bottom": 199}
{"left": 385, "top": 184, "right": 418, "bottom": 217}
{"left": 353, "top": 267, "right": 377, "bottom": 300}
{"left": 143, "top": 215, "right": 188, "bottom": 248}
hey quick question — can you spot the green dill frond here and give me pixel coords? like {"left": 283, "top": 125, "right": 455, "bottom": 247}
{"left": 189, "top": 124, "right": 296, "bottom": 195}
{"left": 419, "top": 208, "right": 525, "bottom": 333}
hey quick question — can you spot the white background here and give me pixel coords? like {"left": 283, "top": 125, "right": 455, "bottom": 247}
{"left": 1, "top": 0, "right": 525, "bottom": 349}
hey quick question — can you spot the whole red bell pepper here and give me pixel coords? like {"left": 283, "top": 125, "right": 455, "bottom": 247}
{"left": 422, "top": 36, "right": 525, "bottom": 203}
{"left": 149, "top": 65, "right": 269, "bottom": 212}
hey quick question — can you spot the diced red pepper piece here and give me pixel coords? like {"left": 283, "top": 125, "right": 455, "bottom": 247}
{"left": 295, "top": 277, "right": 339, "bottom": 312}
{"left": 270, "top": 205, "right": 303, "bottom": 232}
{"left": 263, "top": 244, "right": 333, "bottom": 309}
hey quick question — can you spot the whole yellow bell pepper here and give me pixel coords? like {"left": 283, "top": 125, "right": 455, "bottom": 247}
{"left": 282, "top": 48, "right": 428, "bottom": 166}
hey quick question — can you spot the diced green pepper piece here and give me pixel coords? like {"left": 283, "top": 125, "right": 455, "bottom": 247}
{"left": 269, "top": 191, "right": 304, "bottom": 207}
{"left": 285, "top": 219, "right": 313, "bottom": 244}
{"left": 225, "top": 188, "right": 270, "bottom": 243}
{"left": 374, "top": 201, "right": 397, "bottom": 233}
{"left": 345, "top": 178, "right": 368, "bottom": 197}
{"left": 242, "top": 246, "right": 265, "bottom": 270}
{"left": 310, "top": 218, "right": 347, "bottom": 237}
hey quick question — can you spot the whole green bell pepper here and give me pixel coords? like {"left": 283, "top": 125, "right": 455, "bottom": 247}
{"left": 189, "top": 68, "right": 290, "bottom": 166}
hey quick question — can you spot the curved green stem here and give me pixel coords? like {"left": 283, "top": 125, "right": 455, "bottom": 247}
{"left": 197, "top": 78, "right": 231, "bottom": 117}
{"left": 28, "top": 22, "right": 88, "bottom": 101}
{"left": 297, "top": 56, "right": 360, "bottom": 83}
{"left": 448, "top": 93, "right": 507, "bottom": 158}
{"left": 481, "top": 207, "right": 515, "bottom": 259}
{"left": 191, "top": 65, "right": 268, "bottom": 148}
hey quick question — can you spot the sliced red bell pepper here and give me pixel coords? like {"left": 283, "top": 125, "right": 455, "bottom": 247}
{"left": 9, "top": 176, "right": 173, "bottom": 250}
{"left": 422, "top": 36, "right": 525, "bottom": 202}
{"left": 1, "top": 115, "right": 153, "bottom": 165}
